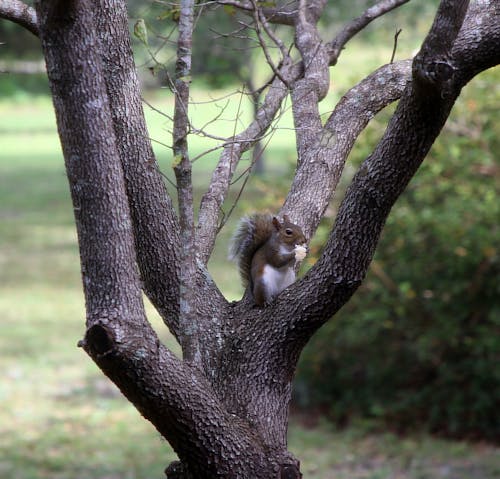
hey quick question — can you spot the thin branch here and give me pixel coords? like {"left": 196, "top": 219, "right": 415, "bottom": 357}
{"left": 216, "top": 0, "right": 298, "bottom": 25}
{"left": 172, "top": 0, "right": 199, "bottom": 363}
{"left": 250, "top": 0, "right": 290, "bottom": 87}
{"left": 194, "top": 99, "right": 234, "bottom": 138}
{"left": 142, "top": 96, "right": 174, "bottom": 122}
{"left": 218, "top": 122, "right": 277, "bottom": 231}
{"left": 0, "top": 0, "right": 38, "bottom": 36}
{"left": 327, "top": 0, "right": 410, "bottom": 65}
{"left": 216, "top": 0, "right": 253, "bottom": 12}
{"left": 256, "top": 5, "right": 288, "bottom": 59}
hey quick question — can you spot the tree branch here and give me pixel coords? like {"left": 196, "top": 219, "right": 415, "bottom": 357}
{"left": 35, "top": 0, "right": 146, "bottom": 331}
{"left": 91, "top": 0, "right": 182, "bottom": 339}
{"left": 284, "top": 59, "right": 411, "bottom": 238}
{"left": 290, "top": 0, "right": 500, "bottom": 331}
{"left": 172, "top": 0, "right": 202, "bottom": 363}
{"left": 291, "top": 0, "right": 329, "bottom": 162}
{"left": 216, "top": 0, "right": 298, "bottom": 26}
{"left": 327, "top": 0, "right": 411, "bottom": 65}
{"left": 251, "top": 0, "right": 290, "bottom": 87}
{"left": 0, "top": 0, "right": 38, "bottom": 36}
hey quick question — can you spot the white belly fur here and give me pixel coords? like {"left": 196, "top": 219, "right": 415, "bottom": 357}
{"left": 261, "top": 264, "right": 296, "bottom": 301}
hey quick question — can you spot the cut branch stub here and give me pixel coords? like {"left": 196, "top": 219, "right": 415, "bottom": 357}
{"left": 280, "top": 463, "right": 302, "bottom": 479}
{"left": 83, "top": 324, "right": 115, "bottom": 357}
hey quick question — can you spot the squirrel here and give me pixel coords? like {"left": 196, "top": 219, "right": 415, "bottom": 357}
{"left": 229, "top": 214, "right": 307, "bottom": 306}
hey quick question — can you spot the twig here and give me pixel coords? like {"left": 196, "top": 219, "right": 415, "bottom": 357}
{"left": 142, "top": 96, "right": 174, "bottom": 122}
{"left": 250, "top": 0, "right": 290, "bottom": 88}
{"left": 390, "top": 28, "right": 402, "bottom": 64}
{"left": 257, "top": 6, "right": 288, "bottom": 59}
{"left": 215, "top": 0, "right": 253, "bottom": 12}
{"left": 218, "top": 124, "right": 276, "bottom": 232}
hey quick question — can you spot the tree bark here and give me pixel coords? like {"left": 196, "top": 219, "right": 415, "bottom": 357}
{"left": 91, "top": 0, "right": 182, "bottom": 337}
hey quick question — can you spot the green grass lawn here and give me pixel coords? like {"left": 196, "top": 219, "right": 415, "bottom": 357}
{"left": 1, "top": 86, "right": 499, "bottom": 479}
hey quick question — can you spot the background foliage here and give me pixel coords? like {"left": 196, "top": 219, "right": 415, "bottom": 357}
{"left": 295, "top": 68, "right": 500, "bottom": 441}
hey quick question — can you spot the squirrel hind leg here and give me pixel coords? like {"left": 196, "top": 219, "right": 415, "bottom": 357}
{"left": 252, "top": 281, "right": 267, "bottom": 306}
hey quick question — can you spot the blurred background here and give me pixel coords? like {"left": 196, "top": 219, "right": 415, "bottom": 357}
{"left": 1, "top": 0, "right": 498, "bottom": 477}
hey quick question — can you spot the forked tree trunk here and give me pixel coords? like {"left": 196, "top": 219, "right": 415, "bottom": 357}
{"left": 14, "top": 0, "right": 499, "bottom": 476}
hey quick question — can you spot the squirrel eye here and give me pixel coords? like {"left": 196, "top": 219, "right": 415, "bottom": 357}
{"left": 285, "top": 228, "right": 293, "bottom": 235}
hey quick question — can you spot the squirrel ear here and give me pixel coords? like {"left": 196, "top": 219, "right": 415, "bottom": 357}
{"left": 283, "top": 214, "right": 290, "bottom": 223}
{"left": 272, "top": 216, "right": 281, "bottom": 230}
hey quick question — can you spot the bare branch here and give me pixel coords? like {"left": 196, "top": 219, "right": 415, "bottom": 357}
{"left": 216, "top": 0, "right": 253, "bottom": 12}
{"left": 250, "top": 0, "right": 290, "bottom": 87}
{"left": 217, "top": 0, "right": 298, "bottom": 25}
{"left": 0, "top": 0, "right": 38, "bottom": 36}
{"left": 196, "top": 61, "right": 302, "bottom": 263}
{"left": 218, "top": 122, "right": 277, "bottom": 231}
{"left": 284, "top": 59, "right": 412, "bottom": 238}
{"left": 172, "top": 0, "right": 201, "bottom": 363}
{"left": 327, "top": 0, "right": 411, "bottom": 65}
{"left": 291, "top": 0, "right": 329, "bottom": 161}
{"left": 256, "top": 3, "right": 289, "bottom": 59}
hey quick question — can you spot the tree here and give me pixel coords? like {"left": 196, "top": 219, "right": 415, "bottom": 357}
{"left": 1, "top": 0, "right": 498, "bottom": 476}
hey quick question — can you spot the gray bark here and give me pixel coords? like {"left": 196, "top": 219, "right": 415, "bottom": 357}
{"left": 8, "top": 0, "right": 499, "bottom": 476}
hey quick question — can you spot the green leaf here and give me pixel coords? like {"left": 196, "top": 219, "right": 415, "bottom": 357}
{"left": 133, "top": 19, "right": 148, "bottom": 47}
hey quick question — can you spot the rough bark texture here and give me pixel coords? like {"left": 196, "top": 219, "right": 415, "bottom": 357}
{"left": 91, "top": 0, "right": 182, "bottom": 337}
{"left": 14, "top": 0, "right": 500, "bottom": 476}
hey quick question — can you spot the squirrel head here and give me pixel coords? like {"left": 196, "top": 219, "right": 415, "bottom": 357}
{"left": 272, "top": 215, "right": 306, "bottom": 247}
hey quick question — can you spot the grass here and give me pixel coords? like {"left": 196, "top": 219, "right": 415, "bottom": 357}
{"left": 1, "top": 71, "right": 499, "bottom": 477}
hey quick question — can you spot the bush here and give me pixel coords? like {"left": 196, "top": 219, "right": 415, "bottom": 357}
{"left": 295, "top": 69, "right": 500, "bottom": 441}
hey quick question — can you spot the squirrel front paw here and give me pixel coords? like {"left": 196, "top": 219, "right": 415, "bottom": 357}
{"left": 294, "top": 244, "right": 307, "bottom": 262}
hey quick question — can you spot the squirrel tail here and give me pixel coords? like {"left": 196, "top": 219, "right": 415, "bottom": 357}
{"left": 229, "top": 214, "right": 274, "bottom": 287}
